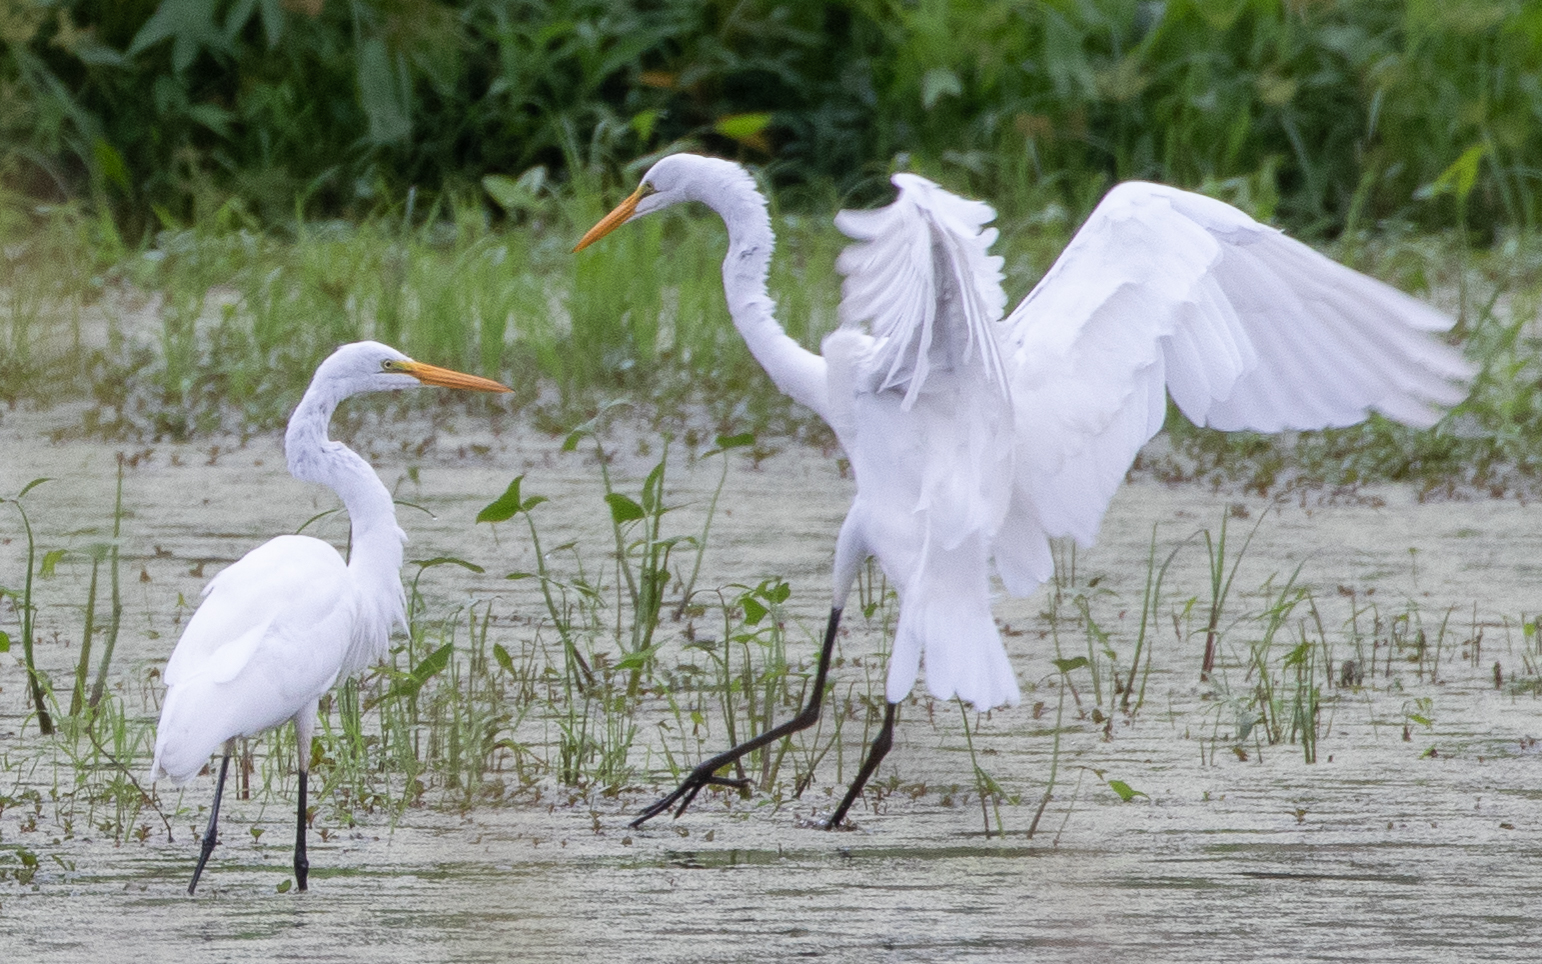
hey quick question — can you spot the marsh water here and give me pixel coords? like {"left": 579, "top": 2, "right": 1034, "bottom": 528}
{"left": 2, "top": 401, "right": 1541, "bottom": 962}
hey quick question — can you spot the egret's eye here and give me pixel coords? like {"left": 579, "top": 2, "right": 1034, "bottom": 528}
{"left": 381, "top": 360, "right": 403, "bottom": 372}
{"left": 639, "top": 182, "right": 657, "bottom": 198}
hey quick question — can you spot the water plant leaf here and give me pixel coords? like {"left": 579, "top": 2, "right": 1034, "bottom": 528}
{"left": 741, "top": 595, "right": 768, "bottom": 626}
{"left": 1053, "top": 656, "right": 1090, "bottom": 674}
{"left": 493, "top": 643, "right": 515, "bottom": 675}
{"left": 704, "top": 432, "right": 754, "bottom": 458}
{"left": 296, "top": 507, "right": 342, "bottom": 534}
{"left": 713, "top": 112, "right": 773, "bottom": 151}
{"left": 482, "top": 167, "right": 548, "bottom": 216}
{"left": 373, "top": 643, "right": 455, "bottom": 707}
{"left": 562, "top": 400, "right": 631, "bottom": 451}
{"left": 504, "top": 571, "right": 535, "bottom": 581}
{"left": 477, "top": 476, "right": 525, "bottom": 523}
{"left": 357, "top": 36, "right": 412, "bottom": 145}
{"left": 641, "top": 462, "right": 665, "bottom": 514}
{"left": 186, "top": 102, "right": 233, "bottom": 138}
{"left": 630, "top": 108, "right": 660, "bottom": 141}
{"left": 39, "top": 549, "right": 66, "bottom": 578}
{"left": 1282, "top": 638, "right": 1312, "bottom": 667}
{"left": 0, "top": 631, "right": 8, "bottom": 653}
{"left": 616, "top": 644, "right": 660, "bottom": 671}
{"left": 1416, "top": 143, "right": 1488, "bottom": 203}
{"left": 276, "top": 878, "right": 292, "bottom": 894}
{"left": 16, "top": 478, "right": 49, "bottom": 499}
{"left": 411, "top": 556, "right": 485, "bottom": 574}
{"left": 129, "top": 0, "right": 230, "bottom": 72}
{"left": 1107, "top": 779, "right": 1148, "bottom": 802}
{"left": 410, "top": 643, "right": 453, "bottom": 684}
{"left": 92, "top": 139, "right": 132, "bottom": 194}
{"left": 605, "top": 493, "right": 645, "bottom": 524}
{"left": 393, "top": 500, "right": 435, "bottom": 520}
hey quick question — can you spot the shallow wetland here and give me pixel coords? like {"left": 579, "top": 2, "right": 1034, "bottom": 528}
{"left": 2, "top": 403, "right": 1541, "bottom": 962}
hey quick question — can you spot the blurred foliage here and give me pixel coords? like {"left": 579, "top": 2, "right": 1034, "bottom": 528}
{"left": 6, "top": 0, "right": 1542, "bottom": 498}
{"left": 0, "top": 0, "right": 1539, "bottom": 234}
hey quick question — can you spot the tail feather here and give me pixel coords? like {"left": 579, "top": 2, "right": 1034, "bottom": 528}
{"left": 151, "top": 677, "right": 290, "bottom": 785}
{"left": 891, "top": 600, "right": 1019, "bottom": 708}
{"left": 888, "top": 543, "right": 1020, "bottom": 708}
{"left": 151, "top": 696, "right": 223, "bottom": 785}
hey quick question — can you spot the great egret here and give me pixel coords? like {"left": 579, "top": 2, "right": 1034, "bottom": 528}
{"left": 575, "top": 154, "right": 1471, "bottom": 829}
{"left": 150, "top": 341, "right": 510, "bottom": 894}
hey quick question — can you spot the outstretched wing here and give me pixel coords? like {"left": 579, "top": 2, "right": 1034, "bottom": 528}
{"left": 834, "top": 173, "right": 1010, "bottom": 407}
{"left": 992, "top": 181, "right": 1472, "bottom": 595}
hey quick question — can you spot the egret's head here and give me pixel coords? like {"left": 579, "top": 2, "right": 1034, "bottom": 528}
{"left": 573, "top": 154, "right": 750, "bottom": 252}
{"left": 314, "top": 341, "right": 512, "bottom": 397}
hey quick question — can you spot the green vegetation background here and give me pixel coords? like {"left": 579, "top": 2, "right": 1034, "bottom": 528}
{"left": 5, "top": 0, "right": 1540, "bottom": 231}
{"left": 2, "top": 0, "right": 1541, "bottom": 491}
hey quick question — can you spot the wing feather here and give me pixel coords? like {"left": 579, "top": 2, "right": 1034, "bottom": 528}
{"left": 152, "top": 535, "right": 360, "bottom": 782}
{"left": 835, "top": 173, "right": 1009, "bottom": 406}
{"left": 164, "top": 535, "right": 349, "bottom": 687}
{"left": 995, "top": 181, "right": 1471, "bottom": 593}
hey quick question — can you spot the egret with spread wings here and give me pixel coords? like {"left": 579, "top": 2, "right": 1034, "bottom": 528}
{"left": 151, "top": 341, "right": 510, "bottom": 894}
{"left": 575, "top": 154, "right": 1471, "bottom": 829}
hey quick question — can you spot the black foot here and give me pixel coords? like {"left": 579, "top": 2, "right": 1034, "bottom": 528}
{"left": 630, "top": 769, "right": 752, "bottom": 828}
{"left": 630, "top": 607, "right": 844, "bottom": 829}
{"left": 823, "top": 701, "right": 898, "bottom": 829}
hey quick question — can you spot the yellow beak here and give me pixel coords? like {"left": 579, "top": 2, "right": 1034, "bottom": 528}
{"left": 399, "top": 361, "right": 512, "bottom": 393}
{"left": 573, "top": 185, "right": 646, "bottom": 252}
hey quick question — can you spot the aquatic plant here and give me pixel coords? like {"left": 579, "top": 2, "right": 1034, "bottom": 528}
{"left": 2, "top": 478, "right": 56, "bottom": 735}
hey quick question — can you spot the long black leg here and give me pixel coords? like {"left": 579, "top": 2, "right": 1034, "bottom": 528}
{"left": 824, "top": 701, "right": 898, "bottom": 829}
{"left": 294, "top": 769, "right": 309, "bottom": 892}
{"left": 188, "top": 753, "right": 231, "bottom": 895}
{"left": 631, "top": 607, "right": 843, "bottom": 829}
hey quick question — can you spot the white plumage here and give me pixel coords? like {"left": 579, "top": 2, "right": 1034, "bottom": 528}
{"left": 151, "top": 340, "right": 509, "bottom": 893}
{"left": 152, "top": 536, "right": 363, "bottom": 784}
{"left": 576, "top": 154, "right": 1471, "bottom": 827}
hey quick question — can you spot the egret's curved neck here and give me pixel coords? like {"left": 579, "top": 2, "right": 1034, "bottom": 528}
{"left": 285, "top": 383, "right": 406, "bottom": 616}
{"left": 696, "top": 169, "right": 828, "bottom": 418}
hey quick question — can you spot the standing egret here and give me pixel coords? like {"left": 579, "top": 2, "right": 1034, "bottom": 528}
{"left": 150, "top": 341, "right": 510, "bottom": 894}
{"left": 576, "top": 154, "right": 1472, "bottom": 830}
